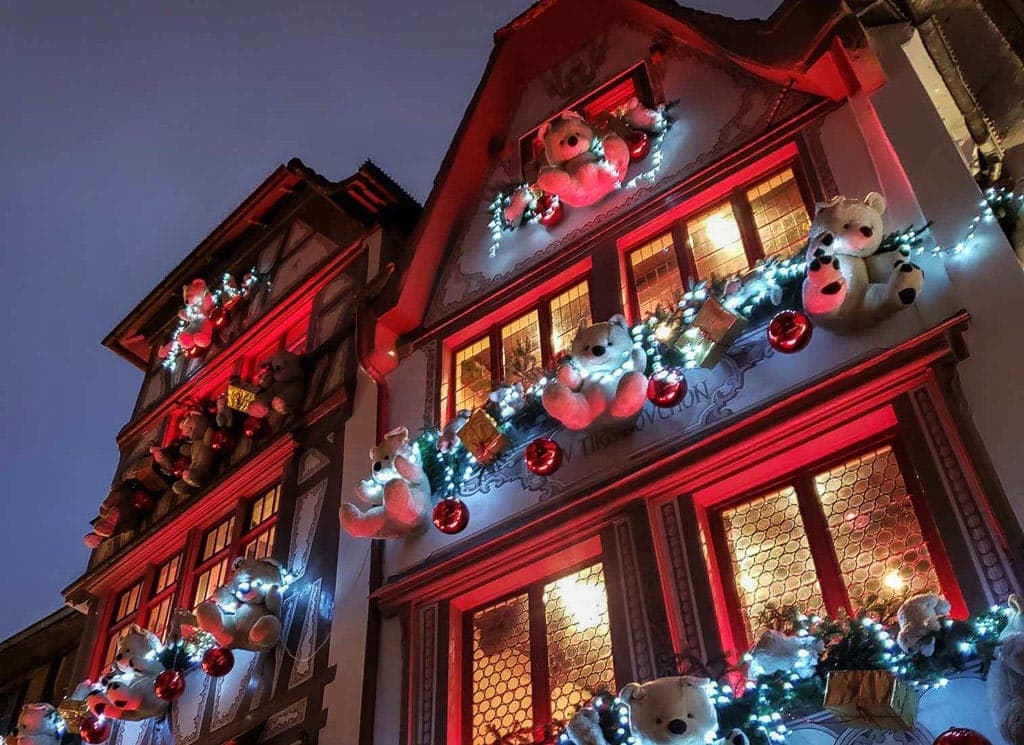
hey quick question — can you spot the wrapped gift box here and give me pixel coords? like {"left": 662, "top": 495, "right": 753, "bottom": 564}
{"left": 686, "top": 296, "right": 748, "bottom": 369}
{"left": 457, "top": 409, "right": 510, "bottom": 466}
{"left": 226, "top": 381, "right": 260, "bottom": 413}
{"left": 823, "top": 669, "right": 918, "bottom": 731}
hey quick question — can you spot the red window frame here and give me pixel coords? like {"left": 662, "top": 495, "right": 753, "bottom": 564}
{"left": 620, "top": 149, "right": 815, "bottom": 324}
{"left": 445, "top": 276, "right": 593, "bottom": 421}
{"left": 693, "top": 408, "right": 967, "bottom": 655}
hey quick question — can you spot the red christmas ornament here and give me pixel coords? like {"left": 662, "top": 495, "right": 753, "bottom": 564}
{"left": 646, "top": 368, "right": 687, "bottom": 408}
{"left": 535, "top": 192, "right": 564, "bottom": 228}
{"left": 626, "top": 129, "right": 651, "bottom": 161}
{"left": 130, "top": 489, "right": 156, "bottom": 514}
{"left": 933, "top": 729, "right": 991, "bottom": 745}
{"left": 208, "top": 305, "right": 229, "bottom": 328}
{"left": 154, "top": 669, "right": 186, "bottom": 701}
{"left": 79, "top": 714, "right": 112, "bottom": 744}
{"left": 209, "top": 428, "right": 236, "bottom": 452}
{"left": 201, "top": 645, "right": 235, "bottom": 677}
{"left": 524, "top": 437, "right": 563, "bottom": 476}
{"left": 432, "top": 498, "right": 470, "bottom": 535}
{"left": 242, "top": 416, "right": 267, "bottom": 439}
{"left": 767, "top": 310, "right": 813, "bottom": 354}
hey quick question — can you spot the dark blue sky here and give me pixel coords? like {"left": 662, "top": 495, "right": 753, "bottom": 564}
{"left": 0, "top": 0, "right": 779, "bottom": 640}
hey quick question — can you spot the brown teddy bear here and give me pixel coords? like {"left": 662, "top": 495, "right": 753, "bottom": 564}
{"left": 195, "top": 556, "right": 287, "bottom": 651}
{"left": 150, "top": 405, "right": 218, "bottom": 495}
{"left": 247, "top": 351, "right": 306, "bottom": 422}
{"left": 535, "top": 112, "right": 630, "bottom": 208}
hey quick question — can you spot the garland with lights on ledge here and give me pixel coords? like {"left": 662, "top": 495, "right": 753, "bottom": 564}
{"left": 544, "top": 599, "right": 1011, "bottom": 745}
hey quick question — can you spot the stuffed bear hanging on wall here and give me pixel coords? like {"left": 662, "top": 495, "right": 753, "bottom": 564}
{"left": 11, "top": 703, "right": 64, "bottom": 745}
{"left": 988, "top": 593, "right": 1024, "bottom": 745}
{"left": 150, "top": 405, "right": 217, "bottom": 495}
{"left": 542, "top": 315, "right": 648, "bottom": 430}
{"left": 801, "top": 193, "right": 923, "bottom": 331}
{"left": 536, "top": 112, "right": 630, "bottom": 208}
{"left": 340, "top": 426, "right": 431, "bottom": 538}
{"left": 85, "top": 627, "right": 169, "bottom": 722}
{"left": 195, "top": 556, "right": 287, "bottom": 652}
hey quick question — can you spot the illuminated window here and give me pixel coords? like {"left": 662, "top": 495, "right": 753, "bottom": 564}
{"left": 708, "top": 443, "right": 947, "bottom": 644}
{"left": 624, "top": 163, "right": 811, "bottom": 321}
{"left": 468, "top": 563, "right": 615, "bottom": 745}
{"left": 242, "top": 485, "right": 280, "bottom": 561}
{"left": 145, "top": 554, "right": 181, "bottom": 641}
{"left": 446, "top": 279, "right": 591, "bottom": 421}
{"left": 628, "top": 233, "right": 683, "bottom": 319}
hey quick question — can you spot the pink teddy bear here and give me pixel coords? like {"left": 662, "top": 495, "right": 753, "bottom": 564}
{"left": 176, "top": 278, "right": 216, "bottom": 353}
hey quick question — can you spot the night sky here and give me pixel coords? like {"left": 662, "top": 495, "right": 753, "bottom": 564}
{"left": 0, "top": 0, "right": 780, "bottom": 640}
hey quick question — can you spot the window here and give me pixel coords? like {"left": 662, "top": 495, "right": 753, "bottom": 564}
{"left": 446, "top": 280, "right": 592, "bottom": 419}
{"left": 625, "top": 166, "right": 811, "bottom": 321}
{"left": 102, "top": 581, "right": 144, "bottom": 667}
{"left": 467, "top": 563, "right": 615, "bottom": 745}
{"left": 144, "top": 554, "right": 181, "bottom": 641}
{"left": 707, "top": 443, "right": 949, "bottom": 646}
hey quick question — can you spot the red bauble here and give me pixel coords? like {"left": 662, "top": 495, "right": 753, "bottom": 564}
{"left": 646, "top": 368, "right": 687, "bottom": 408}
{"left": 208, "top": 306, "right": 229, "bottom": 328}
{"left": 933, "top": 729, "right": 992, "bottom": 745}
{"left": 79, "top": 714, "right": 112, "bottom": 744}
{"left": 242, "top": 416, "right": 267, "bottom": 439}
{"left": 209, "top": 428, "right": 236, "bottom": 452}
{"left": 626, "top": 130, "right": 651, "bottom": 161}
{"left": 201, "top": 646, "right": 235, "bottom": 677}
{"left": 535, "top": 192, "right": 564, "bottom": 228}
{"left": 767, "top": 310, "right": 813, "bottom": 354}
{"left": 524, "top": 437, "right": 563, "bottom": 476}
{"left": 130, "top": 489, "right": 156, "bottom": 514}
{"left": 432, "top": 498, "right": 470, "bottom": 535}
{"left": 154, "top": 669, "right": 186, "bottom": 701}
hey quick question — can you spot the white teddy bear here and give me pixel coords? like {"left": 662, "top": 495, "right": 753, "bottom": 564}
{"left": 12, "top": 703, "right": 64, "bottom": 745}
{"left": 542, "top": 315, "right": 648, "bottom": 430}
{"left": 801, "top": 192, "right": 923, "bottom": 331}
{"left": 989, "top": 594, "right": 1024, "bottom": 745}
{"left": 746, "top": 628, "right": 824, "bottom": 679}
{"left": 536, "top": 113, "right": 630, "bottom": 208}
{"left": 195, "top": 556, "right": 286, "bottom": 652}
{"left": 620, "top": 677, "right": 748, "bottom": 745}
{"left": 86, "top": 628, "right": 169, "bottom": 721}
{"left": 340, "top": 426, "right": 431, "bottom": 538}
{"left": 619, "top": 96, "right": 668, "bottom": 133}
{"left": 896, "top": 593, "right": 951, "bottom": 656}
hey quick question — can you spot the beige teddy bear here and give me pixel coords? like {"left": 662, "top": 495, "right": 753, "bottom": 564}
{"left": 195, "top": 556, "right": 287, "bottom": 652}
{"left": 896, "top": 593, "right": 951, "bottom": 656}
{"left": 618, "top": 676, "right": 748, "bottom": 745}
{"left": 536, "top": 112, "right": 630, "bottom": 208}
{"left": 12, "top": 703, "right": 64, "bottom": 745}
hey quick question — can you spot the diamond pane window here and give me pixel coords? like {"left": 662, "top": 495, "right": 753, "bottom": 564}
{"left": 467, "top": 562, "right": 615, "bottom": 745}
{"left": 549, "top": 282, "right": 591, "bottom": 358}
{"left": 814, "top": 446, "right": 942, "bottom": 607}
{"left": 746, "top": 169, "right": 810, "bottom": 257}
{"left": 688, "top": 202, "right": 747, "bottom": 280}
{"left": 454, "top": 338, "right": 492, "bottom": 414}
{"left": 629, "top": 232, "right": 683, "bottom": 319}
{"left": 720, "top": 486, "right": 824, "bottom": 639}
{"left": 501, "top": 311, "right": 543, "bottom": 390}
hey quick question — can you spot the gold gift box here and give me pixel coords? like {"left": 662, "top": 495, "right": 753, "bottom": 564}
{"left": 687, "top": 296, "right": 748, "bottom": 369}
{"left": 57, "top": 697, "right": 88, "bottom": 734}
{"left": 823, "top": 670, "right": 918, "bottom": 731}
{"left": 457, "top": 409, "right": 510, "bottom": 466}
{"left": 226, "top": 382, "right": 259, "bottom": 413}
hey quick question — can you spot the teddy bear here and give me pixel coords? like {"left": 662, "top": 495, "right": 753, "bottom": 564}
{"left": 11, "top": 703, "right": 64, "bottom": 745}
{"left": 86, "top": 629, "right": 169, "bottom": 722}
{"left": 83, "top": 456, "right": 167, "bottom": 548}
{"left": 896, "top": 593, "right": 951, "bottom": 656}
{"left": 438, "top": 411, "right": 472, "bottom": 454}
{"left": 195, "top": 556, "right": 287, "bottom": 652}
{"left": 535, "top": 112, "right": 630, "bottom": 208}
{"left": 503, "top": 185, "right": 538, "bottom": 229}
{"left": 150, "top": 405, "right": 218, "bottom": 495}
{"left": 541, "top": 315, "right": 648, "bottom": 430}
{"left": 801, "top": 192, "right": 924, "bottom": 331}
{"left": 988, "top": 594, "right": 1024, "bottom": 745}
{"left": 617, "top": 676, "right": 748, "bottom": 745}
{"left": 110, "top": 625, "right": 165, "bottom": 676}
{"left": 247, "top": 351, "right": 306, "bottom": 421}
{"left": 340, "top": 426, "right": 432, "bottom": 539}
{"left": 745, "top": 629, "right": 825, "bottom": 679}
{"left": 617, "top": 96, "right": 668, "bottom": 133}
{"left": 176, "top": 278, "right": 216, "bottom": 353}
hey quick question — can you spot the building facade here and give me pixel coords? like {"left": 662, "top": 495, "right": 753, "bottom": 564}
{"left": 6, "top": 2, "right": 1024, "bottom": 745}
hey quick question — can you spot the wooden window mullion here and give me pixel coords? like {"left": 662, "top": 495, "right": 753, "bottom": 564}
{"left": 538, "top": 304, "right": 555, "bottom": 369}
{"left": 489, "top": 329, "right": 503, "bottom": 389}
{"left": 707, "top": 506, "right": 755, "bottom": 651}
{"left": 671, "top": 222, "right": 697, "bottom": 289}
{"left": 136, "top": 565, "right": 158, "bottom": 627}
{"left": 794, "top": 473, "right": 852, "bottom": 618}
{"left": 731, "top": 189, "right": 765, "bottom": 265}
{"left": 528, "top": 585, "right": 552, "bottom": 744}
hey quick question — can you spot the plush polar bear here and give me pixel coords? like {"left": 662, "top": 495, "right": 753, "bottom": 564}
{"left": 896, "top": 593, "right": 951, "bottom": 656}
{"left": 195, "top": 556, "right": 286, "bottom": 651}
{"left": 618, "top": 96, "right": 668, "bottom": 133}
{"left": 542, "top": 315, "right": 647, "bottom": 430}
{"left": 801, "top": 193, "right": 923, "bottom": 331}
{"left": 340, "top": 427, "right": 431, "bottom": 538}
{"left": 12, "top": 703, "right": 64, "bottom": 745}
{"left": 536, "top": 112, "right": 630, "bottom": 208}
{"left": 619, "top": 677, "right": 748, "bottom": 745}
{"left": 989, "top": 594, "right": 1024, "bottom": 745}
{"left": 110, "top": 625, "right": 164, "bottom": 676}
{"left": 247, "top": 351, "right": 306, "bottom": 420}
{"left": 86, "top": 628, "right": 170, "bottom": 722}
{"left": 746, "top": 628, "right": 824, "bottom": 679}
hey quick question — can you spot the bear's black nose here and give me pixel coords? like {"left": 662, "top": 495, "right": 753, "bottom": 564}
{"left": 93, "top": 703, "right": 106, "bottom": 716}
{"left": 373, "top": 462, "right": 382, "bottom": 472}
{"left": 668, "top": 719, "right": 688, "bottom": 734}
{"left": 821, "top": 233, "right": 834, "bottom": 246}
{"left": 567, "top": 135, "right": 578, "bottom": 147}
{"left": 860, "top": 226, "right": 873, "bottom": 238}
{"left": 590, "top": 344, "right": 605, "bottom": 357}
{"left": 108, "top": 683, "right": 120, "bottom": 691}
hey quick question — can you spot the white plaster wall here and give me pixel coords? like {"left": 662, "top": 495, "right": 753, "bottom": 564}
{"left": 320, "top": 368, "right": 377, "bottom": 744}
{"left": 372, "top": 617, "right": 403, "bottom": 745}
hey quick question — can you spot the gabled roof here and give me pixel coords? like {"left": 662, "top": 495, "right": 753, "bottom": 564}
{"left": 104, "top": 159, "right": 419, "bottom": 369}
{"left": 371, "top": 0, "right": 883, "bottom": 367}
